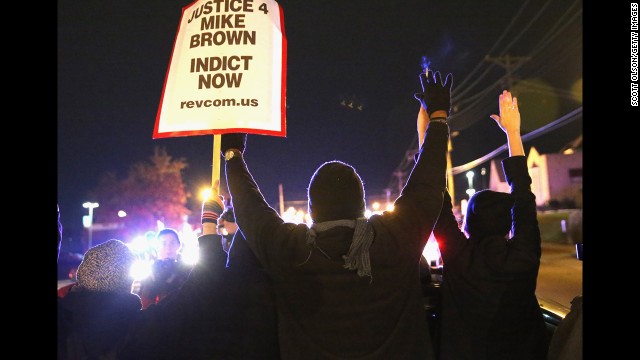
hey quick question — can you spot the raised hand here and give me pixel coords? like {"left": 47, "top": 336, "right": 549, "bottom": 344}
{"left": 414, "top": 70, "right": 454, "bottom": 118}
{"left": 489, "top": 90, "right": 524, "bottom": 157}
{"left": 220, "top": 133, "right": 247, "bottom": 157}
{"left": 202, "top": 179, "right": 225, "bottom": 231}
{"left": 489, "top": 90, "right": 521, "bottom": 135}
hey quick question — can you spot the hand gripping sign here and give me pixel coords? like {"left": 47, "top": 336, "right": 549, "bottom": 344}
{"left": 154, "top": 0, "right": 287, "bottom": 139}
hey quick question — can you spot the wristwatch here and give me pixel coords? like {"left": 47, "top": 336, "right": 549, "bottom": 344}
{"left": 224, "top": 149, "right": 243, "bottom": 161}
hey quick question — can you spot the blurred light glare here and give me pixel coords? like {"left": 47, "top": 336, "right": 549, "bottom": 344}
{"left": 83, "top": 202, "right": 99, "bottom": 210}
{"left": 281, "top": 207, "right": 300, "bottom": 223}
{"left": 181, "top": 247, "right": 200, "bottom": 265}
{"left": 179, "top": 228, "right": 199, "bottom": 266}
{"left": 130, "top": 259, "right": 152, "bottom": 281}
{"left": 201, "top": 187, "right": 212, "bottom": 201}
{"left": 82, "top": 215, "right": 91, "bottom": 228}
{"left": 129, "top": 235, "right": 151, "bottom": 254}
{"left": 117, "top": 210, "right": 127, "bottom": 217}
{"left": 422, "top": 234, "right": 442, "bottom": 267}
{"left": 461, "top": 199, "right": 469, "bottom": 217}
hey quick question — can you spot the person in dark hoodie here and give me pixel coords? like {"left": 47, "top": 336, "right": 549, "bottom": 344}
{"left": 219, "top": 70, "right": 453, "bottom": 360}
{"left": 429, "top": 90, "right": 549, "bottom": 360}
{"left": 57, "top": 182, "right": 233, "bottom": 359}
{"left": 214, "top": 206, "right": 281, "bottom": 359}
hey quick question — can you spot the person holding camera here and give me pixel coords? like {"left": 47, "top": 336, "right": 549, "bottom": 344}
{"left": 138, "top": 228, "right": 193, "bottom": 309}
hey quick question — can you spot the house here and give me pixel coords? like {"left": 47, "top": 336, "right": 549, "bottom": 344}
{"left": 488, "top": 146, "right": 583, "bottom": 208}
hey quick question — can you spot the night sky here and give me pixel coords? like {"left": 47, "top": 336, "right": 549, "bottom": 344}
{"left": 58, "top": 0, "right": 583, "bottom": 242}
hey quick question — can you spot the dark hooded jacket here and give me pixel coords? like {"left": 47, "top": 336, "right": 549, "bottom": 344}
{"left": 219, "top": 230, "right": 280, "bottom": 359}
{"left": 57, "top": 291, "right": 142, "bottom": 359}
{"left": 224, "top": 122, "right": 449, "bottom": 359}
{"left": 57, "top": 234, "right": 232, "bottom": 360}
{"left": 433, "top": 155, "right": 548, "bottom": 360}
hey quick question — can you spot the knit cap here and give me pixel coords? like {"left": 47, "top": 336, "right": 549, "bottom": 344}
{"left": 308, "top": 161, "right": 366, "bottom": 223}
{"left": 464, "top": 190, "right": 514, "bottom": 238}
{"left": 76, "top": 239, "right": 136, "bottom": 293}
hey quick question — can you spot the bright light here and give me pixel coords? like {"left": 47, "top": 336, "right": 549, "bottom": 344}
{"left": 83, "top": 202, "right": 99, "bottom": 210}
{"left": 129, "top": 235, "right": 153, "bottom": 254}
{"left": 282, "top": 206, "right": 306, "bottom": 224}
{"left": 460, "top": 199, "right": 469, "bottom": 218}
{"left": 466, "top": 171, "right": 474, "bottom": 187}
{"left": 422, "top": 234, "right": 442, "bottom": 267}
{"left": 82, "top": 215, "right": 92, "bottom": 228}
{"left": 466, "top": 171, "right": 475, "bottom": 198}
{"left": 130, "top": 258, "right": 153, "bottom": 281}
{"left": 118, "top": 210, "right": 127, "bottom": 217}
{"left": 181, "top": 245, "right": 200, "bottom": 265}
{"left": 82, "top": 202, "right": 99, "bottom": 228}
{"left": 179, "top": 223, "right": 200, "bottom": 266}
{"left": 371, "top": 202, "right": 380, "bottom": 211}
{"left": 200, "top": 187, "right": 212, "bottom": 201}
{"left": 386, "top": 203, "right": 395, "bottom": 212}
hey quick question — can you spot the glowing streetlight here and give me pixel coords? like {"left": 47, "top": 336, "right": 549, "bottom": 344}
{"left": 83, "top": 202, "right": 99, "bottom": 249}
{"left": 465, "top": 171, "right": 475, "bottom": 198}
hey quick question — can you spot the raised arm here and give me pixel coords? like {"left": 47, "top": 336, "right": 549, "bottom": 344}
{"left": 416, "top": 69, "right": 450, "bottom": 149}
{"left": 389, "top": 70, "right": 452, "bottom": 252}
{"left": 489, "top": 90, "right": 524, "bottom": 157}
{"left": 415, "top": 73, "right": 466, "bottom": 261}
{"left": 489, "top": 90, "right": 541, "bottom": 275}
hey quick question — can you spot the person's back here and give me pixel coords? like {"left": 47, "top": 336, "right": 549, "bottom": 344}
{"left": 210, "top": 207, "right": 281, "bottom": 359}
{"left": 57, "top": 239, "right": 142, "bottom": 359}
{"left": 267, "top": 212, "right": 441, "bottom": 358}
{"left": 221, "top": 70, "right": 452, "bottom": 359}
{"left": 433, "top": 90, "right": 548, "bottom": 360}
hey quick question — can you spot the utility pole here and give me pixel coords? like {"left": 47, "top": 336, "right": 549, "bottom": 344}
{"left": 484, "top": 54, "right": 530, "bottom": 89}
{"left": 446, "top": 138, "right": 454, "bottom": 206}
{"left": 393, "top": 170, "right": 405, "bottom": 197}
{"left": 278, "top": 183, "right": 285, "bottom": 215}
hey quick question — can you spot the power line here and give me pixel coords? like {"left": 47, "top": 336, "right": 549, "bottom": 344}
{"left": 450, "top": 106, "right": 582, "bottom": 175}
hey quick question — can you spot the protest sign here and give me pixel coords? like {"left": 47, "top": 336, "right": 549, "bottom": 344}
{"left": 154, "top": 0, "right": 287, "bottom": 138}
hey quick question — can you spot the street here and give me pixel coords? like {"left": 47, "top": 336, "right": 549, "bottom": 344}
{"left": 536, "top": 242, "right": 582, "bottom": 311}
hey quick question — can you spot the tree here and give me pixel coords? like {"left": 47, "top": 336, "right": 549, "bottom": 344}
{"left": 89, "top": 147, "right": 191, "bottom": 240}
